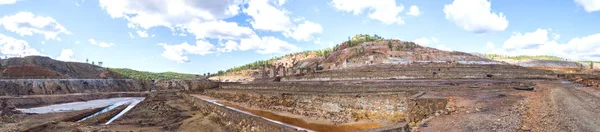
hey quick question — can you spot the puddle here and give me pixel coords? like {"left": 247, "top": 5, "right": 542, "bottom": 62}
{"left": 197, "top": 97, "right": 381, "bottom": 132}
{"left": 561, "top": 81, "right": 573, "bottom": 84}
{"left": 105, "top": 98, "right": 143, "bottom": 124}
{"left": 17, "top": 97, "right": 145, "bottom": 114}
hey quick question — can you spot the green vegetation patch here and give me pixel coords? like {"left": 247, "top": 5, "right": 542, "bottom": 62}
{"left": 106, "top": 68, "right": 197, "bottom": 79}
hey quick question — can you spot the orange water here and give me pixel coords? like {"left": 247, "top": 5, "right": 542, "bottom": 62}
{"left": 219, "top": 102, "right": 382, "bottom": 132}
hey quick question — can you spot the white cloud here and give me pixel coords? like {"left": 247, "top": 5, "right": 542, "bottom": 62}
{"left": 331, "top": 0, "right": 405, "bottom": 24}
{"left": 217, "top": 40, "right": 239, "bottom": 52}
{"left": 239, "top": 35, "right": 300, "bottom": 54}
{"left": 0, "top": 34, "right": 42, "bottom": 57}
{"left": 128, "top": 32, "right": 135, "bottom": 38}
{"left": 406, "top": 5, "right": 421, "bottom": 16}
{"left": 41, "top": 41, "right": 45, "bottom": 44}
{"left": 56, "top": 49, "right": 76, "bottom": 62}
{"left": 136, "top": 30, "right": 149, "bottom": 38}
{"left": 284, "top": 21, "right": 323, "bottom": 41}
{"left": 502, "top": 28, "right": 551, "bottom": 50}
{"left": 0, "top": 12, "right": 71, "bottom": 40}
{"left": 413, "top": 37, "right": 439, "bottom": 46}
{"left": 158, "top": 40, "right": 215, "bottom": 63}
{"left": 75, "top": 41, "right": 80, "bottom": 44}
{"left": 491, "top": 29, "right": 600, "bottom": 60}
{"left": 245, "top": 0, "right": 294, "bottom": 32}
{"left": 244, "top": 0, "right": 322, "bottom": 41}
{"left": 98, "top": 0, "right": 247, "bottom": 40}
{"left": 443, "top": 0, "right": 508, "bottom": 34}
{"left": 0, "top": 0, "right": 20, "bottom": 5}
{"left": 574, "top": 0, "right": 600, "bottom": 12}
{"left": 88, "top": 39, "right": 115, "bottom": 48}
{"left": 186, "top": 20, "right": 255, "bottom": 40}
{"left": 99, "top": 0, "right": 242, "bottom": 29}
{"left": 277, "top": 0, "right": 287, "bottom": 6}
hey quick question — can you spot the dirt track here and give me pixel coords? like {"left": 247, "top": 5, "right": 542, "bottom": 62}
{"left": 544, "top": 82, "right": 600, "bottom": 131}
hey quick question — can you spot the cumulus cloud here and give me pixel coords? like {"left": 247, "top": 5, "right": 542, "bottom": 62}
{"left": 574, "top": 0, "right": 600, "bottom": 12}
{"left": 158, "top": 40, "right": 215, "bottom": 63}
{"left": 128, "top": 32, "right": 135, "bottom": 38}
{"left": 0, "top": 34, "right": 42, "bottom": 57}
{"left": 284, "top": 21, "right": 323, "bottom": 41}
{"left": 217, "top": 40, "right": 239, "bottom": 53}
{"left": 56, "top": 49, "right": 76, "bottom": 62}
{"left": 99, "top": 0, "right": 242, "bottom": 29}
{"left": 186, "top": 20, "right": 255, "bottom": 40}
{"left": 136, "top": 30, "right": 149, "bottom": 38}
{"left": 245, "top": 0, "right": 293, "bottom": 32}
{"left": 0, "top": 12, "right": 71, "bottom": 40}
{"left": 0, "top": 0, "right": 20, "bottom": 5}
{"left": 491, "top": 28, "right": 600, "bottom": 60}
{"left": 406, "top": 5, "right": 421, "bottom": 16}
{"left": 245, "top": 0, "right": 322, "bottom": 41}
{"left": 238, "top": 35, "right": 300, "bottom": 54}
{"left": 331, "top": 0, "right": 405, "bottom": 24}
{"left": 413, "top": 37, "right": 439, "bottom": 46}
{"left": 443, "top": 0, "right": 508, "bottom": 34}
{"left": 98, "top": 0, "right": 250, "bottom": 40}
{"left": 88, "top": 39, "right": 115, "bottom": 48}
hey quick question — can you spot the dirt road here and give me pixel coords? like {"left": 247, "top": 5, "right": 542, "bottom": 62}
{"left": 522, "top": 81, "right": 600, "bottom": 132}
{"left": 550, "top": 82, "right": 600, "bottom": 131}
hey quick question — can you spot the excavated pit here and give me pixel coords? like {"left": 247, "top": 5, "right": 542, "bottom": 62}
{"left": 1, "top": 63, "right": 570, "bottom": 131}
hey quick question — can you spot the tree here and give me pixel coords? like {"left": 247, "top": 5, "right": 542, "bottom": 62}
{"left": 98, "top": 62, "right": 103, "bottom": 66}
{"left": 395, "top": 45, "right": 403, "bottom": 51}
{"left": 86, "top": 59, "right": 89, "bottom": 63}
{"left": 591, "top": 62, "right": 594, "bottom": 69}
{"left": 92, "top": 61, "right": 95, "bottom": 65}
{"left": 388, "top": 41, "right": 393, "bottom": 51}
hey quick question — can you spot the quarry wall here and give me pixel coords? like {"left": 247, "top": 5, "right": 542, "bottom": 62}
{"left": 0, "top": 79, "right": 216, "bottom": 96}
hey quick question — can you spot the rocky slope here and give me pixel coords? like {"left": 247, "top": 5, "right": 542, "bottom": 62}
{"left": 0, "top": 56, "right": 120, "bottom": 79}
{"left": 212, "top": 39, "right": 502, "bottom": 82}
{"left": 0, "top": 79, "right": 151, "bottom": 96}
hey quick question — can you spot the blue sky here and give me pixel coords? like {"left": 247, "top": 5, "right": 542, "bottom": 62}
{"left": 0, "top": 0, "right": 599, "bottom": 74}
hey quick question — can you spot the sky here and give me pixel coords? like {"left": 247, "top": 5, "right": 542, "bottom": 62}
{"left": 0, "top": 0, "right": 599, "bottom": 74}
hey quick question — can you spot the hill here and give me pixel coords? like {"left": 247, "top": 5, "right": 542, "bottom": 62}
{"left": 212, "top": 34, "right": 500, "bottom": 82}
{"left": 105, "top": 68, "right": 198, "bottom": 80}
{"left": 0, "top": 56, "right": 198, "bottom": 79}
{"left": 483, "top": 54, "right": 599, "bottom": 73}
{"left": 0, "top": 56, "right": 119, "bottom": 79}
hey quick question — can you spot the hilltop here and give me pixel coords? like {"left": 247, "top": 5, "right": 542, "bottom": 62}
{"left": 484, "top": 54, "right": 599, "bottom": 73}
{"left": 212, "top": 34, "right": 500, "bottom": 82}
{"left": 0, "top": 56, "right": 197, "bottom": 79}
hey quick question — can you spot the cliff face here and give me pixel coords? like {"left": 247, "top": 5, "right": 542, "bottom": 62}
{"left": 155, "top": 79, "right": 218, "bottom": 91}
{"left": 0, "top": 78, "right": 217, "bottom": 96}
{"left": 0, "top": 79, "right": 148, "bottom": 96}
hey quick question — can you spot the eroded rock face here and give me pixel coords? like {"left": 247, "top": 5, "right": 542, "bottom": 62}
{"left": 0, "top": 79, "right": 149, "bottom": 96}
{"left": 155, "top": 79, "right": 217, "bottom": 91}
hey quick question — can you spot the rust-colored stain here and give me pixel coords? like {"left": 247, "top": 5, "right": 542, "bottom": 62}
{"left": 220, "top": 101, "right": 382, "bottom": 132}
